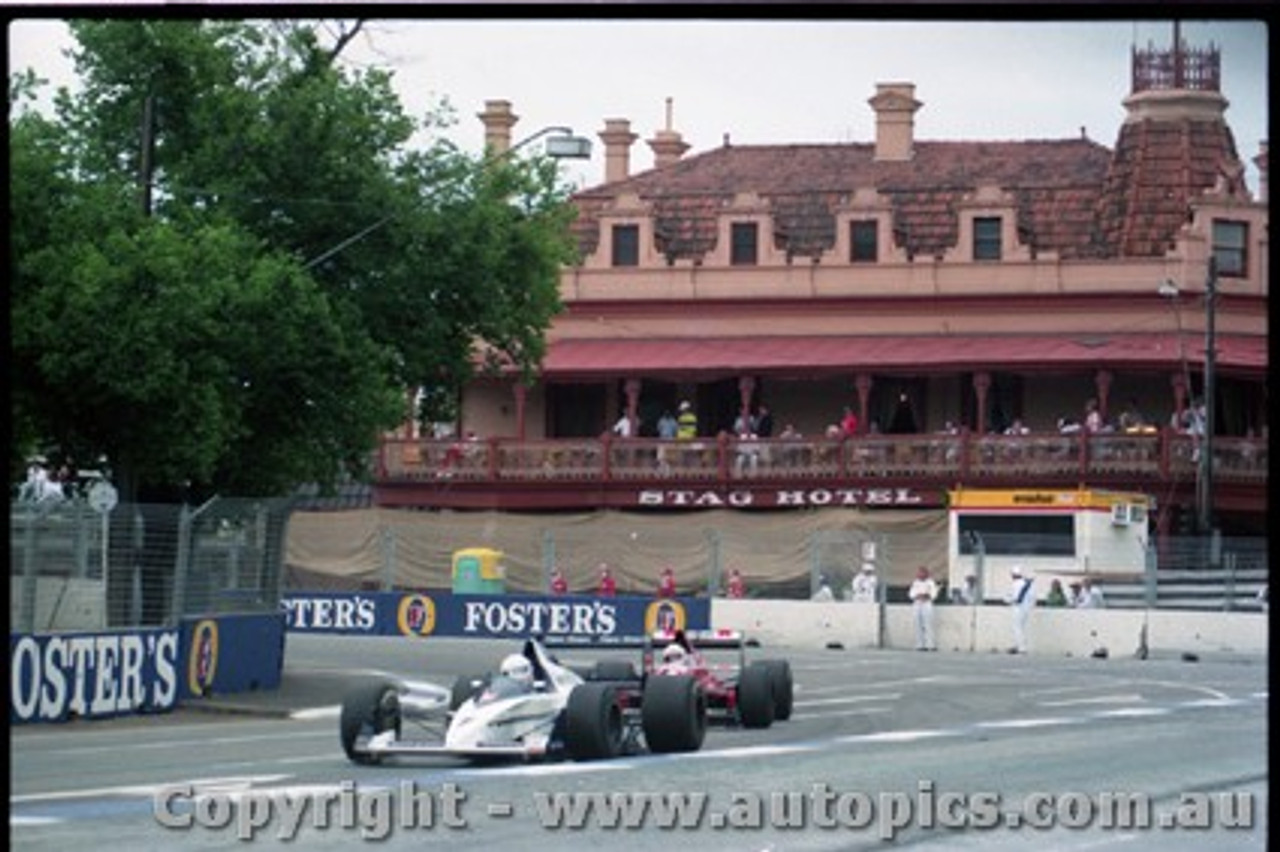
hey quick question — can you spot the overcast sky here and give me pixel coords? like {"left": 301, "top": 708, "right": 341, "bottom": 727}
{"left": 7, "top": 18, "right": 1269, "bottom": 192}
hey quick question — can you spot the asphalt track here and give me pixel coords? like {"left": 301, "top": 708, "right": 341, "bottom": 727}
{"left": 11, "top": 634, "right": 1267, "bottom": 851}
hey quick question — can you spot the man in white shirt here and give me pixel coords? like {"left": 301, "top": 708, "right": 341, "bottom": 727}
{"left": 850, "top": 563, "right": 878, "bottom": 603}
{"left": 1004, "top": 566, "right": 1036, "bottom": 653}
{"left": 908, "top": 567, "right": 938, "bottom": 651}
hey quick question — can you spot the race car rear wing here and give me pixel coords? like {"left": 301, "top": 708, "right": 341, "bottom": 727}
{"left": 647, "top": 628, "right": 746, "bottom": 651}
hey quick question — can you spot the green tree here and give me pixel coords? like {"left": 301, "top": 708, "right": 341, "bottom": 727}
{"left": 10, "top": 20, "right": 576, "bottom": 499}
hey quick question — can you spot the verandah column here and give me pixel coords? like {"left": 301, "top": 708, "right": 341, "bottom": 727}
{"left": 855, "top": 373, "right": 873, "bottom": 433}
{"left": 737, "top": 376, "right": 755, "bottom": 430}
{"left": 973, "top": 372, "right": 991, "bottom": 436}
{"left": 513, "top": 383, "right": 528, "bottom": 440}
{"left": 1095, "top": 369, "right": 1113, "bottom": 423}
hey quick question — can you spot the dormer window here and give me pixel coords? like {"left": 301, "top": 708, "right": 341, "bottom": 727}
{"left": 1212, "top": 219, "right": 1248, "bottom": 277}
{"left": 612, "top": 224, "right": 640, "bottom": 267}
{"left": 730, "top": 222, "right": 759, "bottom": 266}
{"left": 850, "top": 220, "right": 878, "bottom": 262}
{"left": 973, "top": 217, "right": 1002, "bottom": 260}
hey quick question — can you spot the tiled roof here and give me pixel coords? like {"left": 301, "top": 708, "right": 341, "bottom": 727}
{"left": 570, "top": 124, "right": 1242, "bottom": 263}
{"left": 1094, "top": 117, "right": 1244, "bottom": 257}
{"left": 571, "top": 140, "right": 1113, "bottom": 262}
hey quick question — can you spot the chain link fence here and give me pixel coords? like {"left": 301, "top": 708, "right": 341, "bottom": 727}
{"left": 10, "top": 497, "right": 292, "bottom": 633}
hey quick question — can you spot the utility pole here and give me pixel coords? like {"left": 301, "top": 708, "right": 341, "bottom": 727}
{"left": 1197, "top": 256, "right": 1217, "bottom": 535}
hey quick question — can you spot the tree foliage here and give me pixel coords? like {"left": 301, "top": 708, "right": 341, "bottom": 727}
{"left": 10, "top": 20, "right": 577, "bottom": 499}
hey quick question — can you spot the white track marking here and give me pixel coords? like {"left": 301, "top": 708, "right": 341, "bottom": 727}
{"left": 1038, "top": 694, "right": 1145, "bottom": 707}
{"left": 975, "top": 717, "right": 1080, "bottom": 729}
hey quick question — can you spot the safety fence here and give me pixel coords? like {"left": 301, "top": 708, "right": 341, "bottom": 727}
{"left": 9, "top": 496, "right": 292, "bottom": 633}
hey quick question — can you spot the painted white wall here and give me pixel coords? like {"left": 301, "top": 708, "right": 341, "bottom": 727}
{"left": 712, "top": 599, "right": 1268, "bottom": 658}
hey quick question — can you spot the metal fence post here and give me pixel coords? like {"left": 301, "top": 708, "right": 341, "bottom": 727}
{"left": 707, "top": 528, "right": 722, "bottom": 595}
{"left": 380, "top": 526, "right": 397, "bottom": 590}
{"left": 170, "top": 504, "right": 192, "bottom": 625}
{"left": 19, "top": 506, "right": 40, "bottom": 633}
{"left": 1144, "top": 542, "right": 1158, "bottom": 608}
{"left": 543, "top": 529, "right": 556, "bottom": 589}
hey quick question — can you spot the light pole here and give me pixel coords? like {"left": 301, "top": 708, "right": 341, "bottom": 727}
{"left": 1199, "top": 257, "right": 1217, "bottom": 535}
{"left": 302, "top": 126, "right": 591, "bottom": 271}
{"left": 1157, "top": 257, "right": 1218, "bottom": 535}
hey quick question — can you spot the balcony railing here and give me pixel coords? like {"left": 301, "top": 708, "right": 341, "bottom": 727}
{"left": 378, "top": 430, "right": 1266, "bottom": 488}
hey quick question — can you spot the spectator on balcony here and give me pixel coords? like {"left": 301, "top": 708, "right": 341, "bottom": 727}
{"left": 676, "top": 401, "right": 697, "bottom": 440}
{"left": 656, "top": 566, "right": 677, "bottom": 598}
{"left": 840, "top": 406, "right": 859, "bottom": 438}
{"left": 597, "top": 564, "right": 617, "bottom": 597}
{"left": 657, "top": 409, "right": 678, "bottom": 440}
{"left": 1118, "top": 398, "right": 1149, "bottom": 433}
{"left": 726, "top": 567, "right": 746, "bottom": 599}
{"left": 734, "top": 428, "right": 761, "bottom": 477}
{"left": 1004, "top": 419, "right": 1030, "bottom": 436}
{"left": 611, "top": 410, "right": 633, "bottom": 438}
{"left": 733, "top": 409, "right": 756, "bottom": 437}
{"left": 1057, "top": 414, "right": 1082, "bottom": 434}
{"left": 1084, "top": 399, "right": 1104, "bottom": 433}
{"left": 889, "top": 392, "right": 918, "bottom": 434}
{"left": 549, "top": 567, "right": 569, "bottom": 596}
{"left": 755, "top": 405, "right": 774, "bottom": 439}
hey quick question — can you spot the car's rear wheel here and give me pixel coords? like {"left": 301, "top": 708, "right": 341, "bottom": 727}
{"left": 565, "top": 683, "right": 624, "bottom": 760}
{"left": 450, "top": 672, "right": 489, "bottom": 711}
{"left": 339, "top": 680, "right": 401, "bottom": 765}
{"left": 761, "top": 659, "right": 794, "bottom": 721}
{"left": 641, "top": 674, "right": 707, "bottom": 753}
{"left": 737, "top": 662, "right": 776, "bottom": 728}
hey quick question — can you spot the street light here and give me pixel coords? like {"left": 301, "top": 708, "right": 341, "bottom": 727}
{"left": 1156, "top": 258, "right": 1218, "bottom": 535}
{"left": 302, "top": 125, "right": 591, "bottom": 271}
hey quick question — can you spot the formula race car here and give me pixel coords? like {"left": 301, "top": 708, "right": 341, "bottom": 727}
{"left": 339, "top": 635, "right": 706, "bottom": 765}
{"left": 644, "top": 629, "right": 793, "bottom": 728}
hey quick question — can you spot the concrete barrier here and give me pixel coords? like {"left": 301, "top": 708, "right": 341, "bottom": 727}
{"left": 711, "top": 600, "right": 1267, "bottom": 658}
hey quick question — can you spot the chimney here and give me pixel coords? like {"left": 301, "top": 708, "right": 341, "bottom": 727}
{"left": 598, "top": 118, "right": 638, "bottom": 183}
{"left": 647, "top": 97, "right": 690, "bottom": 169}
{"left": 868, "top": 83, "right": 921, "bottom": 162}
{"left": 478, "top": 100, "right": 519, "bottom": 155}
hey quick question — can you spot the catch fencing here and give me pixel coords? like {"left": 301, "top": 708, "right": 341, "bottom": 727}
{"left": 10, "top": 496, "right": 292, "bottom": 633}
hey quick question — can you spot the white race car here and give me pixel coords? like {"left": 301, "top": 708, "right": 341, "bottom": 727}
{"left": 339, "top": 636, "right": 706, "bottom": 764}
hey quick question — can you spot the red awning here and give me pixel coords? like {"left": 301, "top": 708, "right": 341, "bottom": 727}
{"left": 540, "top": 334, "right": 1266, "bottom": 378}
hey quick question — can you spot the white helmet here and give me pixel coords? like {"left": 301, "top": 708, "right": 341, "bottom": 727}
{"left": 661, "top": 644, "right": 687, "bottom": 665}
{"left": 500, "top": 653, "right": 533, "bottom": 684}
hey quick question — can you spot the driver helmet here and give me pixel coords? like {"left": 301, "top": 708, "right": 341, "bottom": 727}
{"left": 661, "top": 643, "right": 688, "bottom": 666}
{"left": 500, "top": 653, "right": 533, "bottom": 685}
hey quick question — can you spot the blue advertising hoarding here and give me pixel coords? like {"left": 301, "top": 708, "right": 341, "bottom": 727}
{"left": 10, "top": 612, "right": 286, "bottom": 724}
{"left": 281, "top": 590, "right": 710, "bottom": 643}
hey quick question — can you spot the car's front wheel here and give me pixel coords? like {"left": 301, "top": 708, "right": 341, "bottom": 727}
{"left": 565, "top": 682, "right": 625, "bottom": 760}
{"left": 339, "top": 680, "right": 401, "bottom": 765}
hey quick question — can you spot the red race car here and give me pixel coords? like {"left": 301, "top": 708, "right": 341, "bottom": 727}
{"left": 644, "top": 629, "right": 793, "bottom": 728}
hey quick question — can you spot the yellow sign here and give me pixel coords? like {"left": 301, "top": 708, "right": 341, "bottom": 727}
{"left": 948, "top": 488, "right": 1150, "bottom": 512}
{"left": 644, "top": 600, "right": 686, "bottom": 635}
{"left": 187, "top": 619, "right": 219, "bottom": 696}
{"left": 397, "top": 594, "right": 437, "bottom": 637}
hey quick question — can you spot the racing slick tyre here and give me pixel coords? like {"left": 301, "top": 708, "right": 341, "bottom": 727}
{"left": 589, "top": 660, "right": 639, "bottom": 682}
{"left": 450, "top": 672, "right": 489, "bottom": 711}
{"left": 737, "top": 662, "right": 776, "bottom": 729}
{"left": 565, "top": 683, "right": 625, "bottom": 760}
{"left": 761, "top": 659, "right": 794, "bottom": 721}
{"left": 640, "top": 674, "right": 707, "bottom": 753}
{"left": 340, "top": 680, "right": 402, "bottom": 765}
